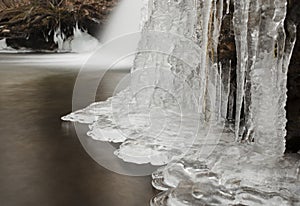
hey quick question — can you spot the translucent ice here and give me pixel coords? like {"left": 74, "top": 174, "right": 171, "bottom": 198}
{"left": 62, "top": 0, "right": 299, "bottom": 205}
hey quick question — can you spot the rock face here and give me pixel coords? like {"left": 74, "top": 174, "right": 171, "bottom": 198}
{"left": 286, "top": 6, "right": 300, "bottom": 152}
{"left": 284, "top": 0, "right": 300, "bottom": 152}
{"left": 0, "top": 0, "right": 118, "bottom": 51}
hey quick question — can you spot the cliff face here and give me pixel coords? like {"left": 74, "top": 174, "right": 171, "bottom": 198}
{"left": 0, "top": 0, "right": 118, "bottom": 50}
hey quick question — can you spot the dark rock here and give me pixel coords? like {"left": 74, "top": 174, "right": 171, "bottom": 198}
{"left": 286, "top": 0, "right": 300, "bottom": 153}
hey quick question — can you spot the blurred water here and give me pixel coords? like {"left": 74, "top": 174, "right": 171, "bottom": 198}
{"left": 0, "top": 60, "right": 157, "bottom": 206}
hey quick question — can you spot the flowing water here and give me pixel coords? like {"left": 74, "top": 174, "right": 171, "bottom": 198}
{"left": 0, "top": 58, "right": 160, "bottom": 205}
{"left": 62, "top": 0, "right": 299, "bottom": 205}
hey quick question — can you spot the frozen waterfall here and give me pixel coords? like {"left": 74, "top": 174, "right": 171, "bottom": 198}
{"left": 62, "top": 0, "right": 300, "bottom": 205}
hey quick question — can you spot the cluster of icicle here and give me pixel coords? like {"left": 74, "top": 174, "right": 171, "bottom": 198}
{"left": 54, "top": 24, "right": 100, "bottom": 53}
{"left": 62, "top": 0, "right": 300, "bottom": 205}
{"left": 0, "top": 24, "right": 99, "bottom": 53}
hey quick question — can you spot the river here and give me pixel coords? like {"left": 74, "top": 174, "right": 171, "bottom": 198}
{"left": 0, "top": 53, "right": 156, "bottom": 206}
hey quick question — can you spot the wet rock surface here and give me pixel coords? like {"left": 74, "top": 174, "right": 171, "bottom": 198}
{"left": 286, "top": 29, "right": 300, "bottom": 152}
{"left": 285, "top": 0, "right": 300, "bottom": 153}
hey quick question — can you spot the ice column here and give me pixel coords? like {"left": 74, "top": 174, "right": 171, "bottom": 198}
{"left": 131, "top": 0, "right": 201, "bottom": 114}
{"left": 233, "top": 0, "right": 295, "bottom": 156}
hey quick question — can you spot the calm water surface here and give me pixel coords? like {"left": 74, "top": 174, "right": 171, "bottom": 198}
{"left": 0, "top": 54, "right": 157, "bottom": 206}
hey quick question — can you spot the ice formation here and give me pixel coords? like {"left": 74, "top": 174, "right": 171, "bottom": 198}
{"left": 0, "top": 25, "right": 99, "bottom": 53}
{"left": 0, "top": 38, "right": 20, "bottom": 52}
{"left": 63, "top": 0, "right": 300, "bottom": 205}
{"left": 54, "top": 24, "right": 100, "bottom": 53}
{"left": 0, "top": 38, "right": 7, "bottom": 49}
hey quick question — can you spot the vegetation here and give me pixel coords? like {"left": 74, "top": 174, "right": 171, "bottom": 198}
{"left": 0, "top": 0, "right": 117, "bottom": 50}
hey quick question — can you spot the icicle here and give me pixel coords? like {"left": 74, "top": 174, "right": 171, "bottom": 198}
{"left": 0, "top": 38, "right": 7, "bottom": 50}
{"left": 240, "top": 0, "right": 261, "bottom": 142}
{"left": 212, "top": 0, "right": 224, "bottom": 54}
{"left": 233, "top": 0, "right": 250, "bottom": 141}
{"left": 195, "top": 0, "right": 214, "bottom": 117}
{"left": 226, "top": 0, "right": 230, "bottom": 14}
{"left": 248, "top": 0, "right": 288, "bottom": 156}
{"left": 140, "top": 0, "right": 153, "bottom": 29}
{"left": 53, "top": 27, "right": 65, "bottom": 51}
